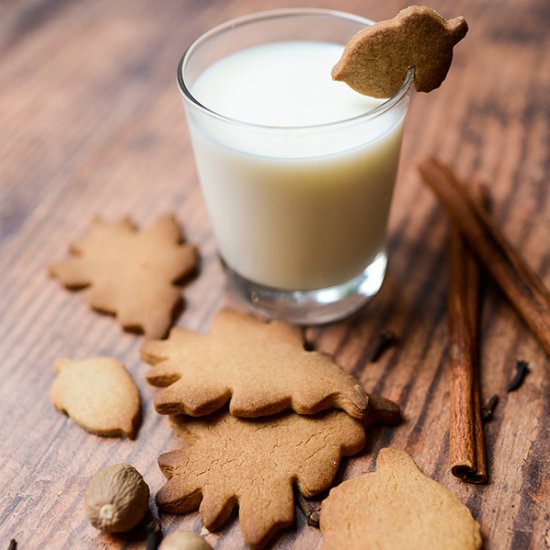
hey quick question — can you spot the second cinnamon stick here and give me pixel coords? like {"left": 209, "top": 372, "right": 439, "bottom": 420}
{"left": 418, "top": 158, "right": 550, "bottom": 354}
{"left": 448, "top": 224, "right": 487, "bottom": 483}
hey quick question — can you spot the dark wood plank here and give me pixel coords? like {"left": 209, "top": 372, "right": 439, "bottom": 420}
{"left": 1, "top": 0, "right": 548, "bottom": 548}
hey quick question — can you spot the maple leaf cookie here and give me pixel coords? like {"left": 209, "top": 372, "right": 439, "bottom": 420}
{"left": 157, "top": 410, "right": 366, "bottom": 548}
{"left": 49, "top": 215, "right": 197, "bottom": 338}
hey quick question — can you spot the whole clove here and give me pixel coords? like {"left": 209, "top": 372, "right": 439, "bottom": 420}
{"left": 481, "top": 395, "right": 499, "bottom": 422}
{"left": 507, "top": 360, "right": 529, "bottom": 392}
{"left": 368, "top": 329, "right": 398, "bottom": 362}
{"left": 145, "top": 518, "right": 162, "bottom": 550}
{"left": 7, "top": 540, "right": 17, "bottom": 550}
{"left": 364, "top": 394, "right": 402, "bottom": 427}
{"left": 295, "top": 490, "right": 321, "bottom": 527}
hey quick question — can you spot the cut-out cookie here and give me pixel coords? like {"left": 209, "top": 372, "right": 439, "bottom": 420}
{"left": 159, "top": 531, "right": 213, "bottom": 550}
{"left": 49, "top": 215, "right": 197, "bottom": 338}
{"left": 50, "top": 357, "right": 141, "bottom": 438}
{"left": 332, "top": 6, "right": 468, "bottom": 98}
{"left": 320, "top": 448, "right": 482, "bottom": 550}
{"left": 157, "top": 410, "right": 365, "bottom": 548}
{"left": 141, "top": 308, "right": 369, "bottom": 418}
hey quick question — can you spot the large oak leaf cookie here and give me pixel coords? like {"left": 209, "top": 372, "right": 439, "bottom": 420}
{"left": 141, "top": 308, "right": 369, "bottom": 418}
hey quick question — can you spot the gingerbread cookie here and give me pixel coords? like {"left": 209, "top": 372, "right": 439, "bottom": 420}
{"left": 157, "top": 410, "right": 366, "bottom": 548}
{"left": 159, "top": 531, "right": 213, "bottom": 550}
{"left": 332, "top": 6, "right": 468, "bottom": 98}
{"left": 141, "top": 308, "right": 369, "bottom": 418}
{"left": 320, "top": 448, "right": 482, "bottom": 550}
{"left": 49, "top": 215, "right": 197, "bottom": 338}
{"left": 50, "top": 357, "right": 141, "bottom": 438}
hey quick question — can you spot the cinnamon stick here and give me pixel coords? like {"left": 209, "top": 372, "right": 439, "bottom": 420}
{"left": 418, "top": 158, "right": 550, "bottom": 354}
{"left": 447, "top": 185, "right": 487, "bottom": 483}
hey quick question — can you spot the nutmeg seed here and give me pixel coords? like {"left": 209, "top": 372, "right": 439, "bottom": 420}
{"left": 85, "top": 464, "right": 149, "bottom": 533}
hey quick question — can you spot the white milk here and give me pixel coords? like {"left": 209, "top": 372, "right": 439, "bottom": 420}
{"left": 186, "top": 41, "right": 407, "bottom": 290}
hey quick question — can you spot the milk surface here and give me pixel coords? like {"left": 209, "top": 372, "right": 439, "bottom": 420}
{"left": 192, "top": 41, "right": 382, "bottom": 127}
{"left": 186, "top": 41, "right": 407, "bottom": 290}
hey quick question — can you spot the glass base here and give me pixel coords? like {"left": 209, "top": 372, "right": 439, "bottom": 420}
{"left": 222, "top": 252, "right": 387, "bottom": 325}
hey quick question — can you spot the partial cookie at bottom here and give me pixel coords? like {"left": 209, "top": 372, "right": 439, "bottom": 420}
{"left": 320, "top": 448, "right": 482, "bottom": 550}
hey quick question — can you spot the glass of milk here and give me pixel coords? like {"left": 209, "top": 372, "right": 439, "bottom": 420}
{"left": 178, "top": 8, "right": 413, "bottom": 324}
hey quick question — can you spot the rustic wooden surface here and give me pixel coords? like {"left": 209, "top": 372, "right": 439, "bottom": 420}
{"left": 1, "top": 0, "right": 549, "bottom": 548}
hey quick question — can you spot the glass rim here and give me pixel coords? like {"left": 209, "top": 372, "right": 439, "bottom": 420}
{"left": 177, "top": 7, "right": 414, "bottom": 131}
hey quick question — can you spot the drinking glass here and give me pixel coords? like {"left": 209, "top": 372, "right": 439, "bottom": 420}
{"left": 178, "top": 8, "right": 413, "bottom": 324}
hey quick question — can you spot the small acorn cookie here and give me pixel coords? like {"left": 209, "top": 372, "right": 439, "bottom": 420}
{"left": 50, "top": 357, "right": 141, "bottom": 438}
{"left": 320, "top": 448, "right": 482, "bottom": 550}
{"left": 332, "top": 5, "right": 468, "bottom": 98}
{"left": 49, "top": 215, "right": 197, "bottom": 338}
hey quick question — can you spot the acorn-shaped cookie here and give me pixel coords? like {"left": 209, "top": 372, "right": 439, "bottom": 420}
{"left": 50, "top": 357, "right": 141, "bottom": 438}
{"left": 332, "top": 5, "right": 468, "bottom": 97}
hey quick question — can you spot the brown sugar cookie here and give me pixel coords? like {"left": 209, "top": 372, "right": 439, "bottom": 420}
{"left": 141, "top": 308, "right": 369, "bottom": 419}
{"left": 157, "top": 410, "right": 366, "bottom": 548}
{"left": 159, "top": 531, "right": 213, "bottom": 550}
{"left": 332, "top": 6, "right": 468, "bottom": 98}
{"left": 50, "top": 357, "right": 141, "bottom": 438}
{"left": 49, "top": 215, "right": 197, "bottom": 339}
{"left": 320, "top": 448, "right": 482, "bottom": 550}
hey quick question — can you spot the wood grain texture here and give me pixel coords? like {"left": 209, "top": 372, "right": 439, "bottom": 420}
{"left": 1, "top": 0, "right": 549, "bottom": 549}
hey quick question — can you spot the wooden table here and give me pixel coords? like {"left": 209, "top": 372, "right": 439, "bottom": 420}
{"left": 1, "top": 0, "right": 548, "bottom": 548}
